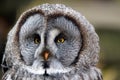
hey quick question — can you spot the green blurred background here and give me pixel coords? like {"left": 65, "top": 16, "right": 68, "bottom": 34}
{"left": 0, "top": 0, "right": 120, "bottom": 80}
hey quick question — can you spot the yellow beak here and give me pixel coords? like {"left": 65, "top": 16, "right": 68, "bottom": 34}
{"left": 43, "top": 51, "right": 50, "bottom": 61}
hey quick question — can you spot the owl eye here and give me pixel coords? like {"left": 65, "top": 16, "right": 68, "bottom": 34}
{"left": 57, "top": 38, "right": 65, "bottom": 43}
{"left": 55, "top": 33, "right": 66, "bottom": 43}
{"left": 34, "top": 34, "right": 41, "bottom": 44}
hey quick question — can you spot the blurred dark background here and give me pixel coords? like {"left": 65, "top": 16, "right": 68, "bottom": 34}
{"left": 0, "top": 0, "right": 120, "bottom": 80}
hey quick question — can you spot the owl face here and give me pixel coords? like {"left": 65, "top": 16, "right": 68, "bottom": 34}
{"left": 19, "top": 14, "right": 82, "bottom": 75}
{"left": 2, "top": 4, "right": 102, "bottom": 80}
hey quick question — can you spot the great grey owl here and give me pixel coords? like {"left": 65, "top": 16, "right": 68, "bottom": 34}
{"left": 1, "top": 4, "right": 102, "bottom": 80}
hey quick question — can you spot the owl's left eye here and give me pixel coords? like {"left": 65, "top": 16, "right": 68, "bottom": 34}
{"left": 57, "top": 38, "right": 65, "bottom": 43}
{"left": 55, "top": 33, "right": 66, "bottom": 43}
{"left": 34, "top": 34, "right": 41, "bottom": 44}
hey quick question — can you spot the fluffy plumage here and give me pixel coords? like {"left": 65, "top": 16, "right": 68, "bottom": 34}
{"left": 1, "top": 4, "right": 102, "bottom": 80}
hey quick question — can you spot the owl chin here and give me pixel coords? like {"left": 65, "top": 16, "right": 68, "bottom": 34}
{"left": 22, "top": 60, "right": 72, "bottom": 77}
{"left": 42, "top": 61, "right": 51, "bottom": 76}
{"left": 42, "top": 61, "right": 50, "bottom": 69}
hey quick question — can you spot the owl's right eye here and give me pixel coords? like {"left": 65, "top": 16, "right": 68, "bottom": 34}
{"left": 34, "top": 34, "right": 41, "bottom": 44}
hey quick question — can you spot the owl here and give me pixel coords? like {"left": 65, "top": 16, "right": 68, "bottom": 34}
{"left": 1, "top": 4, "right": 102, "bottom": 80}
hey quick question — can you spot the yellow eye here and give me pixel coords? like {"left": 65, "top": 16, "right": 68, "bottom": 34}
{"left": 34, "top": 34, "right": 40, "bottom": 44}
{"left": 57, "top": 38, "right": 65, "bottom": 43}
{"left": 34, "top": 38, "right": 40, "bottom": 44}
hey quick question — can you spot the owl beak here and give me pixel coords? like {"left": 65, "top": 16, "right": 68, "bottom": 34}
{"left": 43, "top": 51, "right": 50, "bottom": 61}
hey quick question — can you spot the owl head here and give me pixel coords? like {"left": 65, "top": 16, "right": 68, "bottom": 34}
{"left": 2, "top": 4, "right": 101, "bottom": 79}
